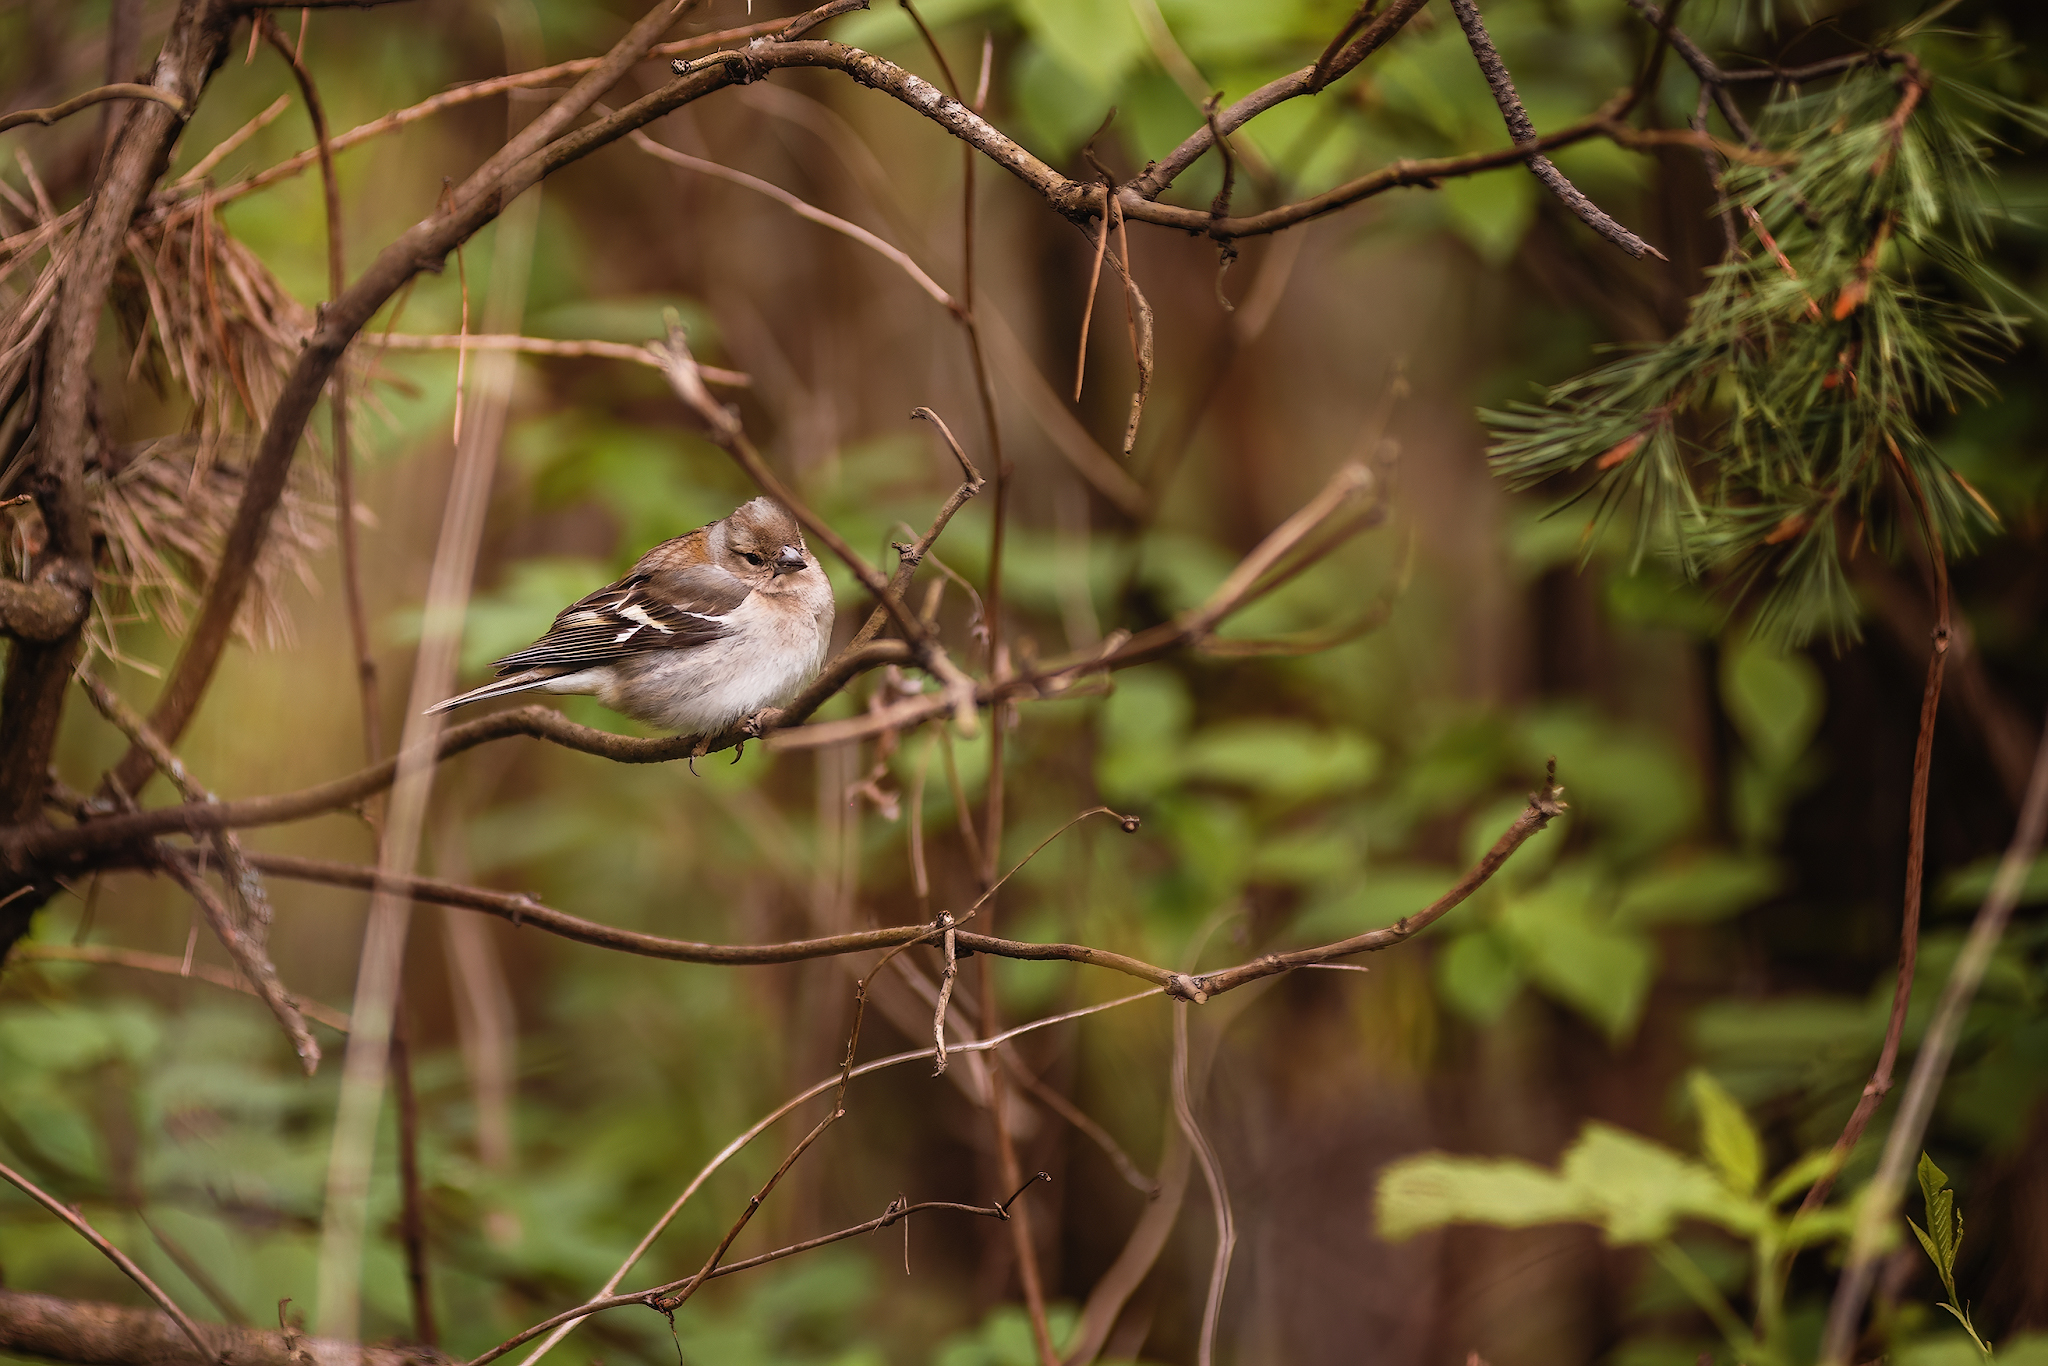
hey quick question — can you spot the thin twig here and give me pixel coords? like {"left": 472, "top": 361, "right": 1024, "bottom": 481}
{"left": 1075, "top": 181, "right": 1112, "bottom": 401}
{"left": 497, "top": 991, "right": 1157, "bottom": 1366}
{"left": 838, "top": 405, "right": 983, "bottom": 655}
{"left": 10, "top": 942, "right": 351, "bottom": 1031}
{"left": 1797, "top": 439, "right": 1952, "bottom": 1214}
{"left": 369, "top": 332, "right": 748, "bottom": 384}
{"left": 0, "top": 83, "right": 186, "bottom": 135}
{"left": 627, "top": 128, "right": 957, "bottom": 313}
{"left": 1446, "top": 0, "right": 1665, "bottom": 260}
{"left": 1818, "top": 710, "right": 2048, "bottom": 1364}
{"left": 76, "top": 671, "right": 317, "bottom": 1072}
{"left": 259, "top": 14, "right": 381, "bottom": 769}
{"left": 0, "top": 1159, "right": 214, "bottom": 1363}
{"left": 1174, "top": 1003, "right": 1235, "bottom": 1366}
{"left": 997, "top": 1049, "right": 1157, "bottom": 1197}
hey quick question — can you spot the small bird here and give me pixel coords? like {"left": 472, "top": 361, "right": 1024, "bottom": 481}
{"left": 429, "top": 497, "right": 835, "bottom": 736}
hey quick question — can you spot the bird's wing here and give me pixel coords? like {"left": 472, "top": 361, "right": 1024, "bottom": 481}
{"left": 489, "top": 564, "right": 751, "bottom": 675}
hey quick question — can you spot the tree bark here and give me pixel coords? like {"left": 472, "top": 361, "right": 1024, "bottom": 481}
{"left": 0, "top": 1289, "right": 449, "bottom": 1366}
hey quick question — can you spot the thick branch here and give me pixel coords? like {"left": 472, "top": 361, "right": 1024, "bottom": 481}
{"left": 0, "top": 1175, "right": 213, "bottom": 1364}
{"left": 13, "top": 644, "right": 911, "bottom": 872}
{"left": 107, "top": 0, "right": 707, "bottom": 799}
{"left": 0, "top": 1288, "right": 446, "bottom": 1366}
{"left": 0, "top": 566, "right": 93, "bottom": 641}
{"left": 0, "top": 0, "right": 231, "bottom": 827}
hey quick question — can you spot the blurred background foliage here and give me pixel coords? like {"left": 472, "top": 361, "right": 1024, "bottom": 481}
{"left": 1, "top": 0, "right": 2045, "bottom": 1363}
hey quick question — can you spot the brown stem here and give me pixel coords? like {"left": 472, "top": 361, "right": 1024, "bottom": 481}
{"left": 1818, "top": 709, "right": 2048, "bottom": 1364}
{"left": 0, "top": 83, "right": 185, "bottom": 134}
{"left": 464, "top": 1183, "right": 1050, "bottom": 1366}
{"left": 105, "top": 0, "right": 697, "bottom": 801}
{"left": 390, "top": 1003, "right": 438, "bottom": 1347}
{"left": 0, "top": 0, "right": 232, "bottom": 837}
{"left": 258, "top": 14, "right": 380, "bottom": 762}
{"left": 1797, "top": 441, "right": 1951, "bottom": 1214}
{"left": 148, "top": 769, "right": 1563, "bottom": 1002}
{"left": 0, "top": 1288, "right": 441, "bottom": 1366}
{"left": 0, "top": 1161, "right": 213, "bottom": 1362}
{"left": 14, "top": 645, "right": 911, "bottom": 871}
{"left": 1447, "top": 0, "right": 1664, "bottom": 260}
{"left": 11, "top": 941, "right": 351, "bottom": 1031}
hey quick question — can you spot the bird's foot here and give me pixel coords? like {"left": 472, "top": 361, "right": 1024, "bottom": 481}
{"left": 743, "top": 707, "right": 786, "bottom": 739}
{"left": 687, "top": 732, "right": 713, "bottom": 776}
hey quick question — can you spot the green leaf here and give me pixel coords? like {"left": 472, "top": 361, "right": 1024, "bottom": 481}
{"left": 1499, "top": 873, "right": 1656, "bottom": 1042}
{"left": 1441, "top": 171, "right": 1537, "bottom": 267}
{"left": 1521, "top": 709, "right": 1701, "bottom": 859}
{"left": 1687, "top": 1070, "right": 1763, "bottom": 1196}
{"left": 1560, "top": 1124, "right": 1766, "bottom": 1242}
{"left": 1763, "top": 1148, "right": 1840, "bottom": 1208}
{"left": 1615, "top": 855, "right": 1781, "bottom": 926}
{"left": 1916, "top": 1151, "right": 1960, "bottom": 1293}
{"left": 1375, "top": 1153, "right": 1592, "bottom": 1242}
{"left": 1721, "top": 640, "right": 1825, "bottom": 771}
{"left": 1437, "top": 931, "right": 1526, "bottom": 1024}
{"left": 1374, "top": 1122, "right": 1766, "bottom": 1246}
{"left": 1182, "top": 720, "right": 1381, "bottom": 800}
{"left": 1012, "top": 0, "right": 1148, "bottom": 99}
{"left": 1938, "top": 852, "right": 2048, "bottom": 912}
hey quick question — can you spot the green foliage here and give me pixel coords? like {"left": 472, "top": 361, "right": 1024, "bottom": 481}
{"left": 1375, "top": 1083, "right": 1866, "bottom": 1366}
{"left": 1485, "top": 62, "right": 2030, "bottom": 643}
{"left": 1910, "top": 1152, "right": 1993, "bottom": 1358}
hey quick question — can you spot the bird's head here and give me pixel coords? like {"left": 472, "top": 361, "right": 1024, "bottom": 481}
{"left": 714, "top": 497, "right": 812, "bottom": 583}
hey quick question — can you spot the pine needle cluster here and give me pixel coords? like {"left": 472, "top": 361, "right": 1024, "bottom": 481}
{"left": 1485, "top": 51, "right": 2038, "bottom": 643}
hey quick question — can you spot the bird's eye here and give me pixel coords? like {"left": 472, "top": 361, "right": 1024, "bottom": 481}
{"left": 741, "top": 551, "right": 765, "bottom": 566}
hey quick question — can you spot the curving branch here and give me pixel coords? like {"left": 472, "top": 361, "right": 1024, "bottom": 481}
{"left": 10, "top": 642, "right": 912, "bottom": 872}
{"left": 0, "top": 0, "right": 231, "bottom": 829}
{"left": 0, "top": 1164, "right": 213, "bottom": 1363}
{"left": 11, "top": 942, "right": 351, "bottom": 1031}
{"left": 0, "top": 83, "right": 185, "bottom": 135}
{"left": 137, "top": 764, "right": 1567, "bottom": 1003}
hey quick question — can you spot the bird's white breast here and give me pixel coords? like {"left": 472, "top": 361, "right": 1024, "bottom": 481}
{"left": 592, "top": 574, "right": 834, "bottom": 735}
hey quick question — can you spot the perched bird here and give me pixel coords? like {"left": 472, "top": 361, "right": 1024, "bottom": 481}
{"left": 429, "top": 497, "right": 835, "bottom": 736}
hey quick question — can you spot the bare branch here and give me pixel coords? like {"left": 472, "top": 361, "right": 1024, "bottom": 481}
{"left": 0, "top": 83, "right": 185, "bottom": 135}
{"left": 0, "top": 1288, "right": 445, "bottom": 1366}
{"left": 370, "top": 332, "right": 749, "bottom": 384}
{"left": 629, "top": 130, "right": 957, "bottom": 312}
{"left": 491, "top": 996, "right": 1147, "bottom": 1366}
{"left": 0, "top": 568, "right": 93, "bottom": 641}
{"left": 180, "top": 769, "right": 1571, "bottom": 1008}
{"left": 1446, "top": 0, "right": 1664, "bottom": 260}
{"left": 12, "top": 942, "right": 351, "bottom": 1032}
{"left": 0, "top": 1163, "right": 213, "bottom": 1363}
{"left": 161, "top": 857, "right": 322, "bottom": 1074}
{"left": 1174, "top": 1004, "right": 1234, "bottom": 1366}
{"left": 1820, "top": 711, "right": 2048, "bottom": 1364}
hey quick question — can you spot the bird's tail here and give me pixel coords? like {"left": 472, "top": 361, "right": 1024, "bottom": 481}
{"left": 424, "top": 669, "right": 562, "bottom": 716}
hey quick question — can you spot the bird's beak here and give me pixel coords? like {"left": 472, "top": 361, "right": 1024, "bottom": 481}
{"left": 774, "top": 546, "right": 808, "bottom": 574}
